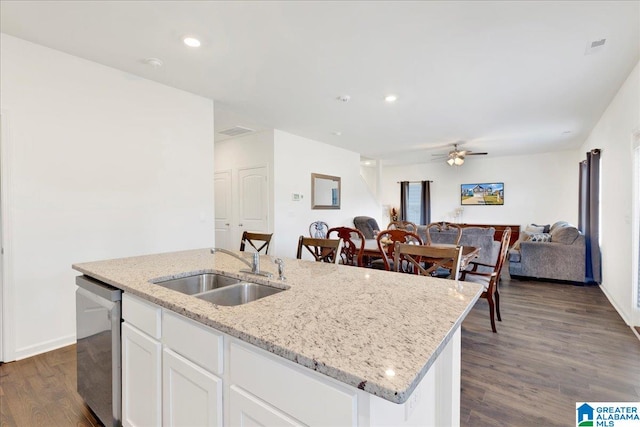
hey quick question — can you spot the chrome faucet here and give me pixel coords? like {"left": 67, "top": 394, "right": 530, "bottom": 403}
{"left": 210, "top": 248, "right": 272, "bottom": 278}
{"left": 274, "top": 258, "right": 286, "bottom": 281}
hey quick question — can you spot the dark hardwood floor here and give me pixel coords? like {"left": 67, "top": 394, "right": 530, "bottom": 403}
{"left": 461, "top": 272, "right": 640, "bottom": 427}
{"left": 1, "top": 272, "right": 638, "bottom": 426}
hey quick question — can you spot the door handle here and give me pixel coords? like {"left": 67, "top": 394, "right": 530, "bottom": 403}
{"left": 225, "top": 223, "right": 230, "bottom": 226}
{"left": 239, "top": 223, "right": 243, "bottom": 227}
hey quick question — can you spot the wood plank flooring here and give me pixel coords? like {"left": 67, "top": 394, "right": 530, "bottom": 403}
{"left": 461, "top": 273, "right": 640, "bottom": 427}
{"left": 0, "top": 344, "right": 99, "bottom": 426}
{"left": 1, "top": 274, "right": 638, "bottom": 426}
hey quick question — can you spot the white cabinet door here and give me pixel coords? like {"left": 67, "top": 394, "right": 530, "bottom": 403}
{"left": 229, "top": 386, "right": 305, "bottom": 427}
{"left": 214, "top": 170, "right": 233, "bottom": 250}
{"left": 122, "top": 323, "right": 162, "bottom": 427}
{"left": 163, "top": 348, "right": 222, "bottom": 427}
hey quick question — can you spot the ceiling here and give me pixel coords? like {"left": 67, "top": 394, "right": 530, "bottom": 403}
{"left": 1, "top": 1, "right": 639, "bottom": 165}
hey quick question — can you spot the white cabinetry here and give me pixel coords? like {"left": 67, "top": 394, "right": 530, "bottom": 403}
{"left": 229, "top": 386, "right": 304, "bottom": 427}
{"left": 163, "top": 348, "right": 222, "bottom": 427}
{"left": 121, "top": 320, "right": 161, "bottom": 426}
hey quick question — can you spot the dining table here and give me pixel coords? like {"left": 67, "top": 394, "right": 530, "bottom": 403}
{"left": 358, "top": 238, "right": 480, "bottom": 271}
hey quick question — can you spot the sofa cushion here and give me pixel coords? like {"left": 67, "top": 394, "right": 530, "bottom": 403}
{"left": 550, "top": 225, "right": 579, "bottom": 245}
{"left": 512, "top": 231, "right": 532, "bottom": 250}
{"left": 508, "top": 249, "right": 521, "bottom": 262}
{"left": 550, "top": 221, "right": 569, "bottom": 232}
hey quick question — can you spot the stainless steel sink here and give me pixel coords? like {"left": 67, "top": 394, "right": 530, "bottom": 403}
{"left": 154, "top": 273, "right": 241, "bottom": 295}
{"left": 196, "top": 282, "right": 285, "bottom": 306}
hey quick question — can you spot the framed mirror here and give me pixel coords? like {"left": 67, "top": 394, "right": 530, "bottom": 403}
{"left": 311, "top": 173, "right": 341, "bottom": 209}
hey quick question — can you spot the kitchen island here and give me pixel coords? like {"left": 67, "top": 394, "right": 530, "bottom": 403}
{"left": 73, "top": 248, "right": 482, "bottom": 426}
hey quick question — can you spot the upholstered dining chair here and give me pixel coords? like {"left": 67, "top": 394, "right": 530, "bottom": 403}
{"left": 327, "top": 226, "right": 365, "bottom": 266}
{"left": 393, "top": 242, "right": 463, "bottom": 278}
{"left": 460, "top": 227, "right": 511, "bottom": 333}
{"left": 296, "top": 236, "right": 341, "bottom": 263}
{"left": 387, "top": 220, "right": 418, "bottom": 233}
{"left": 425, "top": 221, "right": 463, "bottom": 245}
{"left": 309, "top": 221, "right": 329, "bottom": 239}
{"left": 353, "top": 216, "right": 381, "bottom": 239}
{"left": 239, "top": 231, "right": 273, "bottom": 254}
{"left": 375, "top": 229, "right": 422, "bottom": 271}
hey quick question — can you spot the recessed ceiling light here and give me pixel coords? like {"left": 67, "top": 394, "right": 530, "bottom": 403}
{"left": 143, "top": 57, "right": 163, "bottom": 68}
{"left": 336, "top": 95, "right": 351, "bottom": 103}
{"left": 183, "top": 37, "right": 201, "bottom": 48}
{"left": 332, "top": 131, "right": 342, "bottom": 136}
{"left": 384, "top": 94, "right": 398, "bottom": 103}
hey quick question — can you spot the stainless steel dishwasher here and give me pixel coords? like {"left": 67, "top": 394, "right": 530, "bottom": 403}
{"left": 76, "top": 275, "right": 122, "bottom": 427}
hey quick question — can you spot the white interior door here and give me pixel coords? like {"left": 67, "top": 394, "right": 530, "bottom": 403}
{"left": 238, "top": 166, "right": 269, "bottom": 235}
{"left": 214, "top": 171, "right": 233, "bottom": 251}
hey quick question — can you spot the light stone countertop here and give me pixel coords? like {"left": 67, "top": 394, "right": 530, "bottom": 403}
{"left": 73, "top": 248, "right": 482, "bottom": 404}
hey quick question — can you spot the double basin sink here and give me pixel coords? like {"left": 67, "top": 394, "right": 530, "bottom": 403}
{"left": 153, "top": 273, "right": 285, "bottom": 306}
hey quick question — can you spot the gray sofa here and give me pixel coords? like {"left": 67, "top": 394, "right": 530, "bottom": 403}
{"left": 416, "top": 225, "right": 500, "bottom": 265}
{"left": 508, "top": 221, "right": 586, "bottom": 283}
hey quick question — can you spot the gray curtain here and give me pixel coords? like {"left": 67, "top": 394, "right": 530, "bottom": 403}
{"left": 579, "top": 149, "right": 601, "bottom": 284}
{"left": 421, "top": 180, "right": 431, "bottom": 225}
{"left": 400, "top": 181, "right": 409, "bottom": 221}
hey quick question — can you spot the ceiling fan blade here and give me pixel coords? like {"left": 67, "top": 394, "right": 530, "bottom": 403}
{"left": 466, "top": 152, "right": 488, "bottom": 156}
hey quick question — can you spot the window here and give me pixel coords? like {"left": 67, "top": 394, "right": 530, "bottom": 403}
{"left": 399, "top": 181, "right": 431, "bottom": 225}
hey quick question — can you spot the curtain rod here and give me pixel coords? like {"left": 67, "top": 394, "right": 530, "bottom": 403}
{"left": 396, "top": 180, "right": 433, "bottom": 183}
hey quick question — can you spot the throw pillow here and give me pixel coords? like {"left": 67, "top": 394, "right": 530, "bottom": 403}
{"left": 532, "top": 223, "right": 551, "bottom": 233}
{"left": 512, "top": 231, "right": 532, "bottom": 250}
{"left": 529, "top": 232, "right": 552, "bottom": 242}
{"left": 525, "top": 224, "right": 545, "bottom": 233}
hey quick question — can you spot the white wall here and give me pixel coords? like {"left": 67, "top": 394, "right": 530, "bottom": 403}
{"left": 580, "top": 61, "right": 639, "bottom": 325}
{"left": 381, "top": 151, "right": 578, "bottom": 228}
{"left": 0, "top": 35, "right": 215, "bottom": 360}
{"left": 273, "top": 131, "right": 381, "bottom": 258}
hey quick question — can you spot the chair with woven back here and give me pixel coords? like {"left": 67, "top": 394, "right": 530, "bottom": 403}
{"left": 393, "top": 242, "right": 463, "bottom": 278}
{"left": 239, "top": 231, "right": 273, "bottom": 254}
{"left": 374, "top": 229, "right": 423, "bottom": 271}
{"left": 425, "top": 221, "right": 463, "bottom": 246}
{"left": 460, "top": 227, "right": 512, "bottom": 333}
{"left": 296, "top": 236, "right": 341, "bottom": 263}
{"left": 327, "top": 226, "right": 365, "bottom": 266}
{"left": 387, "top": 220, "right": 418, "bottom": 233}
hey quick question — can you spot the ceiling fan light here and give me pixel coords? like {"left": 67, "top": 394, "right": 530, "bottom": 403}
{"left": 454, "top": 157, "right": 464, "bottom": 166}
{"left": 447, "top": 158, "right": 455, "bottom": 166}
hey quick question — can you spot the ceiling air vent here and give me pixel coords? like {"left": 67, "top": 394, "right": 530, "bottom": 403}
{"left": 218, "top": 126, "right": 254, "bottom": 137}
{"left": 585, "top": 38, "right": 606, "bottom": 55}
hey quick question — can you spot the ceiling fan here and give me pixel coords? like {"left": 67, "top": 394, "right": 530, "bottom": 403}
{"left": 432, "top": 143, "right": 488, "bottom": 166}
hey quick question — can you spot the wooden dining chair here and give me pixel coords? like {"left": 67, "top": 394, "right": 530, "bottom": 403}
{"left": 296, "top": 236, "right": 341, "bottom": 263}
{"left": 239, "top": 231, "right": 273, "bottom": 254}
{"left": 425, "top": 221, "right": 463, "bottom": 245}
{"left": 327, "top": 226, "right": 365, "bottom": 266}
{"left": 309, "top": 221, "right": 329, "bottom": 238}
{"left": 393, "top": 242, "right": 463, "bottom": 278}
{"left": 375, "top": 229, "right": 422, "bottom": 271}
{"left": 460, "top": 227, "right": 511, "bottom": 333}
{"left": 387, "top": 220, "right": 418, "bottom": 233}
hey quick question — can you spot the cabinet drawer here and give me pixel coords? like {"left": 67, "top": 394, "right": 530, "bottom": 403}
{"left": 122, "top": 293, "right": 161, "bottom": 339}
{"left": 162, "top": 310, "right": 223, "bottom": 375}
{"left": 230, "top": 341, "right": 357, "bottom": 426}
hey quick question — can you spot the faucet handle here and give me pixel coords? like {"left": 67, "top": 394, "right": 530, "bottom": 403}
{"left": 274, "top": 258, "right": 286, "bottom": 281}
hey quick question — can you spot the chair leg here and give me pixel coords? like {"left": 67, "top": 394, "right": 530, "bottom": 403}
{"left": 495, "top": 289, "right": 501, "bottom": 322}
{"left": 486, "top": 294, "right": 497, "bottom": 333}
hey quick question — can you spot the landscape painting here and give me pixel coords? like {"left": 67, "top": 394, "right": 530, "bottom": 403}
{"left": 461, "top": 182, "right": 504, "bottom": 205}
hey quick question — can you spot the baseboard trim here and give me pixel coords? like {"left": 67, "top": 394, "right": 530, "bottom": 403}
{"left": 14, "top": 334, "right": 75, "bottom": 361}
{"left": 599, "top": 284, "right": 632, "bottom": 326}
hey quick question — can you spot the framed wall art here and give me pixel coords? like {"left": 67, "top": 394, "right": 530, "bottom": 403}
{"left": 461, "top": 182, "right": 504, "bottom": 205}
